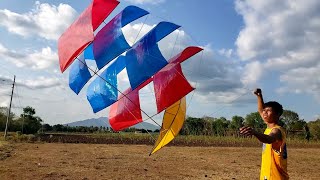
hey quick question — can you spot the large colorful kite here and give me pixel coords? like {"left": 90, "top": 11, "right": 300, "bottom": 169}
{"left": 58, "top": 0, "right": 203, "bottom": 155}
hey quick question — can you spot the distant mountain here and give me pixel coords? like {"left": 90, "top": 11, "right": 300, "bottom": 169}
{"left": 66, "top": 117, "right": 109, "bottom": 127}
{"left": 65, "top": 117, "right": 159, "bottom": 131}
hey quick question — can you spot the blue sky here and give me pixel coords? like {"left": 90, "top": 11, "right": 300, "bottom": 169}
{"left": 0, "top": 0, "right": 319, "bottom": 126}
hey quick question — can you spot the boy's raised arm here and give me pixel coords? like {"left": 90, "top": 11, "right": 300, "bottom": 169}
{"left": 254, "top": 88, "right": 264, "bottom": 117}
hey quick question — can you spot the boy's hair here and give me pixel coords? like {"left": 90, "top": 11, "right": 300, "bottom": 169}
{"left": 264, "top": 101, "right": 283, "bottom": 116}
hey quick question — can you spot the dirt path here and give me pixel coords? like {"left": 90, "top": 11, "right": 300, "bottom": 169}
{"left": 0, "top": 143, "right": 319, "bottom": 180}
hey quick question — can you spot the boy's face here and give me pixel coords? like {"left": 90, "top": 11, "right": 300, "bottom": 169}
{"left": 262, "top": 106, "right": 279, "bottom": 123}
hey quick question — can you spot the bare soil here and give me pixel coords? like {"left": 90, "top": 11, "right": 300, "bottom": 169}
{"left": 0, "top": 143, "right": 319, "bottom": 180}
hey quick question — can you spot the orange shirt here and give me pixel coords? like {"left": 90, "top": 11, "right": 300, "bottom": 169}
{"left": 260, "top": 126, "right": 289, "bottom": 180}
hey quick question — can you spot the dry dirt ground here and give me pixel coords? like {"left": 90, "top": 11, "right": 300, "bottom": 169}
{"left": 0, "top": 143, "right": 319, "bottom": 180}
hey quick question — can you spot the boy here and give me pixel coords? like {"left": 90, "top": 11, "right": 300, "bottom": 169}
{"left": 240, "top": 89, "right": 289, "bottom": 180}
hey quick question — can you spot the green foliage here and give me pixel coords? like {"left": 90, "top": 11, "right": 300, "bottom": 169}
{"left": 21, "top": 106, "right": 36, "bottom": 118}
{"left": 123, "top": 127, "right": 138, "bottom": 132}
{"left": 52, "top": 124, "right": 64, "bottom": 132}
{"left": 181, "top": 116, "right": 231, "bottom": 136}
{"left": 0, "top": 107, "right": 7, "bottom": 130}
{"left": 212, "top": 117, "right": 230, "bottom": 136}
{"left": 182, "top": 117, "right": 205, "bottom": 135}
{"left": 308, "top": 119, "right": 320, "bottom": 140}
{"left": 0, "top": 106, "right": 42, "bottom": 134}
{"left": 0, "top": 107, "right": 16, "bottom": 131}
{"left": 202, "top": 117, "right": 214, "bottom": 136}
{"left": 281, "top": 110, "right": 304, "bottom": 131}
{"left": 19, "top": 106, "right": 42, "bottom": 134}
{"left": 290, "top": 119, "right": 307, "bottom": 131}
{"left": 230, "top": 116, "right": 244, "bottom": 130}
{"left": 245, "top": 112, "right": 265, "bottom": 129}
{"left": 42, "top": 124, "right": 53, "bottom": 132}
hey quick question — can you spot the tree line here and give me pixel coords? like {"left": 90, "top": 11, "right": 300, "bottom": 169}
{"left": 0, "top": 106, "right": 42, "bottom": 135}
{"left": 1, "top": 106, "right": 319, "bottom": 140}
{"left": 180, "top": 111, "right": 314, "bottom": 140}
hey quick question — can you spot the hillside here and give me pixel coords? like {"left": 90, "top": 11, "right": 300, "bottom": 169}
{"left": 65, "top": 117, "right": 159, "bottom": 131}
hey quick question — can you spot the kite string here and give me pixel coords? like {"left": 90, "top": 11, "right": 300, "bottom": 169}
{"left": 169, "top": 30, "right": 180, "bottom": 59}
{"left": 136, "top": 42, "right": 204, "bottom": 113}
{"left": 137, "top": 28, "right": 181, "bottom": 124}
{"left": 79, "top": 29, "right": 160, "bottom": 143}
{"left": 171, "top": 45, "right": 253, "bottom": 118}
{"left": 172, "top": 30, "right": 255, "bottom": 119}
{"left": 200, "top": 87, "right": 252, "bottom": 118}
{"left": 78, "top": 58, "right": 159, "bottom": 142}
{"left": 138, "top": 29, "right": 195, "bottom": 147}
{"left": 117, "top": 28, "right": 251, "bottom": 120}
{"left": 76, "top": 57, "right": 161, "bottom": 128}
{"left": 76, "top": 15, "right": 198, "bottom": 139}
{"left": 185, "top": 50, "right": 205, "bottom": 111}
{"left": 127, "top": 27, "right": 203, "bottom": 123}
{"left": 133, "top": 15, "right": 148, "bottom": 44}
{"left": 78, "top": 17, "right": 165, "bottom": 129}
{"left": 105, "top": 26, "right": 183, "bottom": 126}
{"left": 119, "top": 103, "right": 157, "bottom": 141}
{"left": 115, "top": 25, "right": 184, "bottom": 142}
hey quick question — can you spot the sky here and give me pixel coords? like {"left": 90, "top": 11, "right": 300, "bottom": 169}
{"left": 0, "top": 0, "right": 319, "bottom": 126}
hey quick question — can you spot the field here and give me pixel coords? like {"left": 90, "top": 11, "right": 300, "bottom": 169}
{"left": 1, "top": 140, "right": 320, "bottom": 180}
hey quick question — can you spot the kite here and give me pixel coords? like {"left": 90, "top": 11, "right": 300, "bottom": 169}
{"left": 58, "top": 0, "right": 203, "bottom": 155}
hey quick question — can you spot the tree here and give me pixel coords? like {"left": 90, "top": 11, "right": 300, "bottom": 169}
{"left": 0, "top": 107, "right": 7, "bottom": 130}
{"left": 19, "top": 106, "right": 42, "bottom": 134}
{"left": 245, "top": 112, "right": 265, "bottom": 130}
{"left": 202, "top": 116, "right": 214, "bottom": 135}
{"left": 0, "top": 107, "right": 16, "bottom": 131}
{"left": 182, "top": 117, "right": 205, "bottom": 135}
{"left": 308, "top": 119, "right": 320, "bottom": 140}
{"left": 212, "top": 117, "right": 229, "bottom": 136}
{"left": 230, "top": 116, "right": 244, "bottom": 130}
{"left": 42, "top": 124, "right": 53, "bottom": 132}
{"left": 290, "top": 119, "right": 306, "bottom": 131}
{"left": 280, "top": 110, "right": 308, "bottom": 133}
{"left": 228, "top": 116, "right": 244, "bottom": 136}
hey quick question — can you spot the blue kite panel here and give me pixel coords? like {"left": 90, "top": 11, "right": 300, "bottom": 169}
{"left": 125, "top": 21, "right": 180, "bottom": 89}
{"left": 87, "top": 56, "right": 126, "bottom": 113}
{"left": 134, "top": 21, "right": 180, "bottom": 48}
{"left": 93, "top": 6, "right": 149, "bottom": 70}
{"left": 113, "top": 55, "right": 126, "bottom": 74}
{"left": 69, "top": 58, "right": 92, "bottom": 95}
{"left": 121, "top": 6, "right": 148, "bottom": 27}
{"left": 84, "top": 44, "right": 94, "bottom": 60}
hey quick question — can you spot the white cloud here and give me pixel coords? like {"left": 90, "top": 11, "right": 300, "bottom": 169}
{"left": 0, "top": 43, "right": 58, "bottom": 70}
{"left": 122, "top": 23, "right": 154, "bottom": 46}
{"left": 195, "top": 87, "right": 252, "bottom": 105}
{"left": 28, "top": 47, "right": 58, "bottom": 70}
{"left": 17, "top": 76, "right": 61, "bottom": 90}
{"left": 264, "top": 49, "right": 319, "bottom": 70}
{"left": 236, "top": 0, "right": 320, "bottom": 61}
{"left": 240, "top": 61, "right": 263, "bottom": 86}
{"left": 277, "top": 64, "right": 320, "bottom": 100}
{"left": 0, "top": 75, "right": 60, "bottom": 90}
{"left": 218, "top": 48, "right": 233, "bottom": 58}
{"left": 123, "top": 0, "right": 165, "bottom": 5}
{"left": 235, "top": 0, "right": 320, "bottom": 99}
{"left": 0, "top": 1, "right": 77, "bottom": 40}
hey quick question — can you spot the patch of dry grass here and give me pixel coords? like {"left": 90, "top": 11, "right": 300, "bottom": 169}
{"left": 0, "top": 140, "right": 12, "bottom": 160}
{"left": 0, "top": 143, "right": 319, "bottom": 180}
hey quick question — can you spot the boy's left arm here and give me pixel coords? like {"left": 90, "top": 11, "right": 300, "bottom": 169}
{"left": 240, "top": 127, "right": 282, "bottom": 144}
